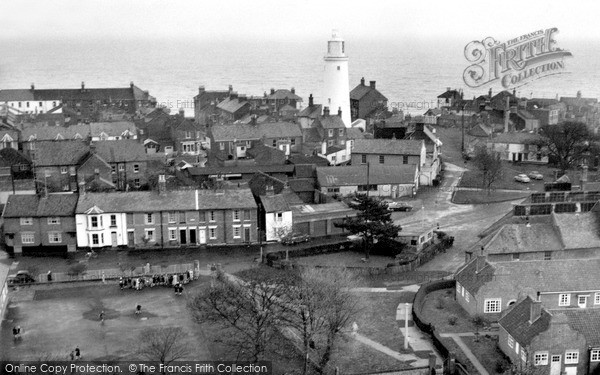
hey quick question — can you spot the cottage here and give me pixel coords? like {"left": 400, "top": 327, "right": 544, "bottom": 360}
{"left": 259, "top": 193, "right": 293, "bottom": 242}
{"left": 487, "top": 132, "right": 548, "bottom": 163}
{"left": 290, "top": 201, "right": 355, "bottom": 238}
{"left": 350, "top": 78, "right": 388, "bottom": 123}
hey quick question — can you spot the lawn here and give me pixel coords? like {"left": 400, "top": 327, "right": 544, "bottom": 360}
{"left": 462, "top": 335, "right": 511, "bottom": 374}
{"left": 452, "top": 190, "right": 530, "bottom": 204}
{"left": 420, "top": 289, "right": 477, "bottom": 333}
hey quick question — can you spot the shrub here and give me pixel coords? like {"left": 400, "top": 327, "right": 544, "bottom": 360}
{"left": 448, "top": 315, "right": 458, "bottom": 325}
{"left": 372, "top": 238, "right": 407, "bottom": 257}
{"left": 435, "top": 297, "right": 445, "bottom": 310}
{"left": 67, "top": 263, "right": 88, "bottom": 277}
{"left": 495, "top": 360, "right": 507, "bottom": 373}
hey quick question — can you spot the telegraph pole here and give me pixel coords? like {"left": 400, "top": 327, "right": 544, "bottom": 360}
{"left": 461, "top": 104, "right": 465, "bottom": 153}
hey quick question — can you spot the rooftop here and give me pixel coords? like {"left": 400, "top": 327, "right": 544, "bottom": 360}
{"left": 497, "top": 296, "right": 551, "bottom": 346}
{"left": 4, "top": 193, "right": 79, "bottom": 217}
{"left": 488, "top": 132, "right": 542, "bottom": 145}
{"left": 352, "top": 138, "right": 424, "bottom": 155}
{"left": 260, "top": 194, "right": 290, "bottom": 213}
{"left": 484, "top": 223, "right": 563, "bottom": 255}
{"left": 31, "top": 140, "right": 90, "bottom": 166}
{"left": 211, "top": 122, "right": 301, "bottom": 141}
{"left": 552, "top": 211, "right": 600, "bottom": 249}
{"left": 316, "top": 164, "right": 417, "bottom": 187}
{"left": 94, "top": 139, "right": 147, "bottom": 162}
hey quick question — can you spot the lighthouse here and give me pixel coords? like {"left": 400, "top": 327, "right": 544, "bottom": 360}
{"left": 323, "top": 29, "right": 351, "bottom": 127}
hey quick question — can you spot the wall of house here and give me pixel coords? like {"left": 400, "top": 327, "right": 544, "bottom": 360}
{"left": 110, "top": 161, "right": 147, "bottom": 190}
{"left": 264, "top": 211, "right": 293, "bottom": 242}
{"left": 488, "top": 247, "right": 600, "bottom": 262}
{"left": 538, "top": 291, "right": 600, "bottom": 310}
{"left": 6, "top": 216, "right": 77, "bottom": 253}
{"left": 351, "top": 153, "right": 423, "bottom": 168}
{"left": 455, "top": 281, "right": 479, "bottom": 316}
{"left": 75, "top": 213, "right": 128, "bottom": 248}
{"left": 78, "top": 156, "right": 113, "bottom": 188}
{"left": 530, "top": 322, "right": 588, "bottom": 375}
{"left": 5, "top": 99, "right": 62, "bottom": 114}
{"left": 34, "top": 166, "right": 78, "bottom": 192}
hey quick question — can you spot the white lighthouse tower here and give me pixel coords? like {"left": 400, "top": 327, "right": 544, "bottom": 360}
{"left": 323, "top": 29, "right": 351, "bottom": 127}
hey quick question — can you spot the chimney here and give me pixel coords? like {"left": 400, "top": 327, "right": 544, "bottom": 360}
{"left": 199, "top": 86, "right": 205, "bottom": 94}
{"left": 369, "top": 81, "right": 376, "bottom": 89}
{"left": 308, "top": 94, "right": 314, "bottom": 107}
{"left": 321, "top": 141, "right": 327, "bottom": 155}
{"left": 228, "top": 85, "right": 233, "bottom": 94}
{"left": 158, "top": 174, "right": 167, "bottom": 195}
{"left": 270, "top": 88, "right": 275, "bottom": 95}
{"left": 446, "top": 87, "right": 451, "bottom": 92}
{"left": 250, "top": 115, "right": 257, "bottom": 126}
{"left": 475, "top": 255, "right": 487, "bottom": 273}
{"left": 30, "top": 83, "right": 35, "bottom": 91}
{"left": 291, "top": 87, "right": 295, "bottom": 94}
{"left": 361, "top": 77, "right": 365, "bottom": 86}
{"left": 459, "top": 89, "right": 464, "bottom": 99}
{"left": 130, "top": 81, "right": 134, "bottom": 88}
{"left": 488, "top": 88, "right": 492, "bottom": 98}
{"left": 79, "top": 180, "right": 86, "bottom": 195}
{"left": 529, "top": 299, "right": 542, "bottom": 323}
{"left": 323, "top": 106, "right": 330, "bottom": 117}
{"left": 338, "top": 107, "right": 342, "bottom": 117}
{"left": 81, "top": 81, "right": 85, "bottom": 91}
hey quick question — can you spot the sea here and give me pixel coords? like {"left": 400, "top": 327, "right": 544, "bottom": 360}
{"left": 1, "top": 36, "right": 599, "bottom": 116}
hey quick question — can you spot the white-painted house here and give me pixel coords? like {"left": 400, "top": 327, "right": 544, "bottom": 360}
{"left": 260, "top": 194, "right": 293, "bottom": 242}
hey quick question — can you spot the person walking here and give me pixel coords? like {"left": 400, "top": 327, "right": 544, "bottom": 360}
{"left": 135, "top": 304, "right": 142, "bottom": 315}
{"left": 99, "top": 311, "right": 105, "bottom": 322}
{"left": 74, "top": 347, "right": 81, "bottom": 360}
{"left": 69, "top": 350, "right": 75, "bottom": 361}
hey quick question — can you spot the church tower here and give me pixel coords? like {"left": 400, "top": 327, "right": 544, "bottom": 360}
{"left": 323, "top": 29, "right": 351, "bottom": 127}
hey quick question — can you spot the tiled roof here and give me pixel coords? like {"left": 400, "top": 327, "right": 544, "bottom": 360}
{"left": 0, "top": 85, "right": 153, "bottom": 103}
{"left": 498, "top": 296, "right": 551, "bottom": 346}
{"left": 298, "top": 104, "right": 322, "bottom": 119}
{"left": 484, "top": 224, "right": 563, "bottom": 254}
{"left": 266, "top": 89, "right": 302, "bottom": 101}
{"left": 32, "top": 140, "right": 90, "bottom": 166}
{"left": 561, "top": 309, "right": 600, "bottom": 347}
{"left": 94, "top": 139, "right": 146, "bottom": 162}
{"left": 0, "top": 89, "right": 34, "bottom": 101}
{"left": 287, "top": 154, "right": 329, "bottom": 166}
{"left": 552, "top": 212, "right": 600, "bottom": 249}
{"left": 352, "top": 138, "right": 424, "bottom": 155}
{"left": 0, "top": 148, "right": 31, "bottom": 166}
{"left": 315, "top": 115, "right": 346, "bottom": 129}
{"left": 346, "top": 127, "right": 366, "bottom": 140}
{"left": 468, "top": 123, "right": 492, "bottom": 137}
{"left": 350, "top": 84, "right": 388, "bottom": 101}
{"left": 291, "top": 201, "right": 356, "bottom": 221}
{"left": 260, "top": 194, "right": 290, "bottom": 213}
{"left": 211, "top": 122, "right": 301, "bottom": 141}
{"left": 76, "top": 189, "right": 256, "bottom": 213}
{"left": 316, "top": 164, "right": 417, "bottom": 187}
{"left": 245, "top": 143, "right": 286, "bottom": 165}
{"left": 288, "top": 178, "right": 315, "bottom": 193}
{"left": 216, "top": 97, "right": 248, "bottom": 114}
{"left": 489, "top": 132, "right": 542, "bottom": 145}
{"left": 3, "top": 193, "right": 79, "bottom": 217}
{"left": 21, "top": 124, "right": 89, "bottom": 141}
{"left": 437, "top": 90, "right": 460, "bottom": 99}
{"left": 455, "top": 257, "right": 495, "bottom": 295}
{"left": 187, "top": 164, "right": 295, "bottom": 176}
{"left": 89, "top": 121, "right": 137, "bottom": 137}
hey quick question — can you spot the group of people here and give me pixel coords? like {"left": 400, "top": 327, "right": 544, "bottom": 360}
{"left": 118, "top": 270, "right": 196, "bottom": 291}
{"left": 69, "top": 347, "right": 81, "bottom": 360}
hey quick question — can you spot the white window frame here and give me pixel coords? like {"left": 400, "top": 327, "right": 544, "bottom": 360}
{"left": 465, "top": 292, "right": 470, "bottom": 302}
{"left": 521, "top": 349, "right": 527, "bottom": 363}
{"left": 591, "top": 349, "right": 600, "bottom": 362}
{"left": 168, "top": 228, "right": 177, "bottom": 241}
{"left": 48, "top": 232, "right": 62, "bottom": 243}
{"left": 209, "top": 211, "right": 216, "bottom": 222}
{"left": 118, "top": 164, "right": 125, "bottom": 171}
{"left": 144, "top": 228, "right": 155, "bottom": 242}
{"left": 565, "top": 351, "right": 579, "bottom": 364}
{"left": 219, "top": 142, "right": 225, "bottom": 151}
{"left": 578, "top": 295, "right": 588, "bottom": 308}
{"left": 595, "top": 292, "right": 600, "bottom": 305}
{"left": 168, "top": 212, "right": 176, "bottom": 223}
{"left": 276, "top": 212, "right": 283, "bottom": 222}
{"left": 145, "top": 213, "right": 154, "bottom": 225}
{"left": 60, "top": 166, "right": 68, "bottom": 174}
{"left": 328, "top": 129, "right": 334, "bottom": 137}
{"left": 209, "top": 226, "right": 217, "bottom": 239}
{"left": 91, "top": 233, "right": 100, "bottom": 245}
{"left": 507, "top": 335, "right": 514, "bottom": 349}
{"left": 133, "top": 164, "right": 139, "bottom": 173}
{"left": 559, "top": 293, "right": 571, "bottom": 306}
{"left": 110, "top": 215, "right": 117, "bottom": 227}
{"left": 233, "top": 225, "right": 241, "bottom": 238}
{"left": 484, "top": 299, "right": 501, "bottom": 313}
{"left": 47, "top": 217, "right": 60, "bottom": 225}
{"left": 20, "top": 217, "right": 33, "bottom": 225}
{"left": 21, "top": 232, "right": 34, "bottom": 244}
{"left": 534, "top": 352, "right": 549, "bottom": 366}
{"left": 233, "top": 210, "right": 240, "bottom": 222}
{"left": 90, "top": 216, "right": 99, "bottom": 228}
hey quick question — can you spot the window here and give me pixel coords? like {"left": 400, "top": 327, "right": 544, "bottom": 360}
{"left": 544, "top": 251, "right": 552, "bottom": 260}
{"left": 185, "top": 131, "right": 191, "bottom": 139}
{"left": 361, "top": 154, "right": 367, "bottom": 164}
{"left": 39, "top": 102, "right": 43, "bottom": 107}
{"left": 233, "top": 210, "right": 240, "bottom": 221}
{"left": 60, "top": 166, "right": 67, "bottom": 174}
{"left": 90, "top": 216, "right": 99, "bottom": 228}
{"left": 209, "top": 211, "right": 216, "bottom": 222}
{"left": 403, "top": 155, "right": 409, "bottom": 164}
{"left": 219, "top": 142, "right": 225, "bottom": 151}
{"left": 338, "top": 128, "right": 344, "bottom": 136}
{"left": 328, "top": 140, "right": 334, "bottom": 146}
{"left": 179, "top": 211, "right": 186, "bottom": 223}
{"left": 591, "top": 349, "right": 600, "bottom": 362}
{"left": 379, "top": 155, "right": 385, "bottom": 164}
{"left": 145, "top": 213, "right": 154, "bottom": 224}
{"left": 559, "top": 294, "right": 570, "bottom": 306}
{"left": 245, "top": 140, "right": 252, "bottom": 147}
{"left": 507, "top": 335, "right": 514, "bottom": 349}
{"left": 118, "top": 164, "right": 125, "bottom": 171}
{"left": 578, "top": 295, "right": 588, "bottom": 308}
{"left": 340, "top": 139, "right": 345, "bottom": 146}
{"left": 272, "top": 139, "right": 277, "bottom": 147}
{"left": 521, "top": 350, "right": 527, "bottom": 363}
{"left": 209, "top": 227, "right": 217, "bottom": 239}
{"left": 327, "top": 187, "right": 340, "bottom": 193}
{"left": 595, "top": 293, "right": 600, "bottom": 305}
{"left": 337, "top": 66, "right": 340, "bottom": 71}
{"left": 48, "top": 232, "right": 62, "bottom": 243}
{"left": 111, "top": 165, "right": 116, "bottom": 174}
{"left": 20, "top": 217, "right": 33, "bottom": 225}
{"left": 69, "top": 166, "right": 76, "bottom": 176}
{"left": 328, "top": 129, "right": 334, "bottom": 137}
{"left": 465, "top": 292, "right": 470, "bottom": 302}
{"left": 52, "top": 101, "right": 56, "bottom": 107}
{"left": 484, "top": 299, "right": 501, "bottom": 313}
{"left": 512, "top": 253, "right": 520, "bottom": 261}
{"left": 18, "top": 102, "right": 21, "bottom": 108}
{"left": 44, "top": 169, "right": 51, "bottom": 178}
{"left": 110, "top": 215, "right": 117, "bottom": 227}
{"left": 92, "top": 234, "right": 99, "bottom": 245}
{"left": 168, "top": 212, "right": 176, "bottom": 223}
{"left": 47, "top": 217, "right": 60, "bottom": 225}
{"left": 21, "top": 232, "right": 34, "bottom": 244}
{"left": 534, "top": 352, "right": 549, "bottom": 366}
{"left": 134, "top": 179, "right": 140, "bottom": 188}
{"left": 290, "top": 138, "right": 295, "bottom": 146}
{"left": 233, "top": 226, "right": 241, "bottom": 238}
{"left": 169, "top": 229, "right": 177, "bottom": 241}
{"left": 144, "top": 229, "right": 155, "bottom": 242}
{"left": 276, "top": 212, "right": 283, "bottom": 222}
{"left": 565, "top": 351, "right": 579, "bottom": 364}
{"left": 133, "top": 164, "right": 139, "bottom": 173}
{"left": 456, "top": 283, "right": 461, "bottom": 294}
{"left": 62, "top": 184, "right": 70, "bottom": 191}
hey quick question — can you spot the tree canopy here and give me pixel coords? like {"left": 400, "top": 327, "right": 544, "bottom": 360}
{"left": 537, "top": 121, "right": 598, "bottom": 171}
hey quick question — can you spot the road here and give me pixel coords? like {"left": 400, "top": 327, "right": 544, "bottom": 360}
{"left": 392, "top": 163, "right": 521, "bottom": 273}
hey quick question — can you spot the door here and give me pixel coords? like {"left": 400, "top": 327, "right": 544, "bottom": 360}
{"left": 244, "top": 227, "right": 251, "bottom": 243}
{"left": 127, "top": 231, "right": 134, "bottom": 247}
{"left": 111, "top": 232, "right": 117, "bottom": 247}
{"left": 564, "top": 367, "right": 576, "bottom": 375}
{"left": 189, "top": 229, "right": 196, "bottom": 244}
{"left": 550, "top": 355, "right": 561, "bottom": 375}
{"left": 199, "top": 229, "right": 206, "bottom": 244}
{"left": 180, "top": 229, "right": 187, "bottom": 245}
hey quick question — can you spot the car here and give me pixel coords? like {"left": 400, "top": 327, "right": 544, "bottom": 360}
{"left": 281, "top": 232, "right": 310, "bottom": 245}
{"left": 386, "top": 201, "right": 413, "bottom": 212}
{"left": 514, "top": 174, "right": 531, "bottom": 183}
{"left": 528, "top": 171, "right": 544, "bottom": 180}
{"left": 7, "top": 270, "right": 36, "bottom": 284}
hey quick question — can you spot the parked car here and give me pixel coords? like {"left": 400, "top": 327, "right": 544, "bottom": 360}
{"left": 514, "top": 174, "right": 531, "bottom": 183}
{"left": 386, "top": 201, "right": 413, "bottom": 212}
{"left": 8, "top": 270, "right": 36, "bottom": 284}
{"left": 528, "top": 171, "right": 544, "bottom": 180}
{"left": 281, "top": 232, "right": 310, "bottom": 245}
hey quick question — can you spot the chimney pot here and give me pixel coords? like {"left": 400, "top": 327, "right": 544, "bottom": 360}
{"left": 291, "top": 87, "right": 295, "bottom": 94}
{"left": 488, "top": 88, "right": 492, "bottom": 98}
{"left": 361, "top": 77, "right": 365, "bottom": 86}
{"left": 199, "top": 86, "right": 205, "bottom": 94}
{"left": 475, "top": 255, "right": 487, "bottom": 273}
{"left": 81, "top": 81, "right": 85, "bottom": 91}
{"left": 270, "top": 88, "right": 275, "bottom": 95}
{"left": 308, "top": 94, "right": 314, "bottom": 107}
{"left": 446, "top": 87, "right": 451, "bottom": 92}
{"left": 229, "top": 85, "right": 233, "bottom": 93}
{"left": 30, "top": 83, "right": 35, "bottom": 91}
{"left": 370, "top": 81, "right": 376, "bottom": 89}
{"left": 158, "top": 174, "right": 167, "bottom": 195}
{"left": 530, "top": 299, "right": 542, "bottom": 323}
{"left": 323, "top": 106, "right": 330, "bottom": 116}
{"left": 130, "top": 81, "right": 134, "bottom": 88}
{"left": 338, "top": 107, "right": 342, "bottom": 117}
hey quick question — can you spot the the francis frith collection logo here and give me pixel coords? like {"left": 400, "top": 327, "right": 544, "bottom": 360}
{"left": 463, "top": 27, "right": 573, "bottom": 89}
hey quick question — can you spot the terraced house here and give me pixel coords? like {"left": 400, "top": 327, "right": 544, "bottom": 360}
{"left": 75, "top": 182, "right": 257, "bottom": 249}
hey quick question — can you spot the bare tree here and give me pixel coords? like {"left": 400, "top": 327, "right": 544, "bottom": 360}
{"left": 473, "top": 144, "right": 503, "bottom": 194}
{"left": 137, "top": 327, "right": 191, "bottom": 370}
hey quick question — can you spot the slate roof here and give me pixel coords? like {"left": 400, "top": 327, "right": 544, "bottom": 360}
{"left": 498, "top": 296, "right": 552, "bottom": 346}
{"left": 211, "top": 122, "right": 301, "bottom": 141}
{"left": 21, "top": 124, "right": 89, "bottom": 141}
{"left": 0, "top": 148, "right": 31, "bottom": 166}
{"left": 94, "top": 139, "right": 146, "bottom": 162}
{"left": 288, "top": 178, "right": 315, "bottom": 193}
{"left": 0, "top": 85, "right": 153, "bottom": 102}
{"left": 290, "top": 201, "right": 355, "bottom": 221}
{"left": 288, "top": 154, "right": 329, "bottom": 166}
{"left": 89, "top": 121, "right": 137, "bottom": 137}
{"left": 315, "top": 115, "right": 346, "bottom": 129}
{"left": 454, "top": 256, "right": 495, "bottom": 295}
{"left": 298, "top": 104, "right": 322, "bottom": 119}
{"left": 437, "top": 89, "right": 460, "bottom": 99}
{"left": 260, "top": 194, "right": 290, "bottom": 212}
{"left": 76, "top": 189, "right": 256, "bottom": 213}
{"left": 489, "top": 132, "right": 542, "bottom": 145}
{"left": 350, "top": 83, "right": 388, "bottom": 101}
{"left": 468, "top": 123, "right": 492, "bottom": 137}
{"left": 32, "top": 140, "right": 90, "bottom": 166}
{"left": 352, "top": 138, "right": 424, "bottom": 155}
{"left": 266, "top": 89, "right": 302, "bottom": 101}
{"left": 216, "top": 97, "right": 248, "bottom": 114}
{"left": 3, "top": 193, "right": 79, "bottom": 217}
{"left": 346, "top": 127, "right": 366, "bottom": 140}
{"left": 484, "top": 224, "right": 563, "bottom": 255}
{"left": 316, "top": 164, "right": 417, "bottom": 187}
{"left": 561, "top": 309, "right": 600, "bottom": 347}
{"left": 552, "top": 212, "right": 600, "bottom": 249}
{"left": 187, "top": 165, "right": 295, "bottom": 176}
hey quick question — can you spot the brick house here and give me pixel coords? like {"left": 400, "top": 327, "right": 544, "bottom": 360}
{"left": 2, "top": 194, "right": 79, "bottom": 254}
{"left": 350, "top": 78, "right": 388, "bottom": 123}
{"left": 169, "top": 117, "right": 205, "bottom": 155}
{"left": 28, "top": 140, "right": 90, "bottom": 193}
{"left": 351, "top": 138, "right": 426, "bottom": 179}
{"left": 94, "top": 139, "right": 148, "bottom": 190}
{"left": 266, "top": 88, "right": 303, "bottom": 112}
{"left": 498, "top": 296, "right": 600, "bottom": 375}
{"left": 298, "top": 94, "right": 322, "bottom": 130}
{"left": 216, "top": 95, "right": 251, "bottom": 122}
{"left": 437, "top": 88, "right": 462, "bottom": 108}
{"left": 193, "top": 86, "right": 232, "bottom": 126}
{"left": 75, "top": 185, "right": 257, "bottom": 249}
{"left": 455, "top": 257, "right": 600, "bottom": 321}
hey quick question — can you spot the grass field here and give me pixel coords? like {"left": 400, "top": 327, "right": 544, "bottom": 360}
{"left": 452, "top": 190, "right": 530, "bottom": 204}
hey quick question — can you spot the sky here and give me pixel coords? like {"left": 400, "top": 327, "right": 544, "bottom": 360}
{"left": 2, "top": 0, "right": 600, "bottom": 42}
